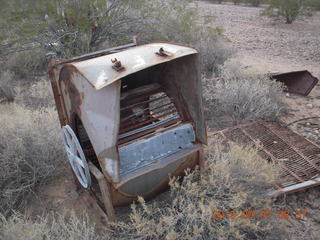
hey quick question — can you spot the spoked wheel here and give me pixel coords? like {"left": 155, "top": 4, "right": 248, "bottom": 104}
{"left": 61, "top": 125, "right": 91, "bottom": 188}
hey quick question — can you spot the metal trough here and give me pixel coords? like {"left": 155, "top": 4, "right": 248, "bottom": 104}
{"left": 270, "top": 70, "right": 319, "bottom": 96}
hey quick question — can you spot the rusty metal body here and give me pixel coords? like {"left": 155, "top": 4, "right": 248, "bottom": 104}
{"left": 49, "top": 42, "right": 207, "bottom": 211}
{"left": 270, "top": 70, "right": 319, "bottom": 96}
{"left": 209, "top": 121, "right": 320, "bottom": 196}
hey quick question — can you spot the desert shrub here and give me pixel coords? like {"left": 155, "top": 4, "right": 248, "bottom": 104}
{"left": 203, "top": 63, "right": 286, "bottom": 129}
{"left": 0, "top": 103, "right": 65, "bottom": 215}
{"left": 0, "top": 70, "right": 15, "bottom": 102}
{"left": 141, "top": 0, "right": 232, "bottom": 77}
{"left": 208, "top": 0, "right": 224, "bottom": 4}
{"left": 1, "top": 0, "right": 231, "bottom": 78}
{"left": 197, "top": 31, "right": 233, "bottom": 77}
{"left": 306, "top": 0, "right": 320, "bottom": 11}
{"left": 3, "top": 49, "right": 48, "bottom": 78}
{"left": 233, "top": 0, "right": 242, "bottom": 4}
{"left": 0, "top": 0, "right": 145, "bottom": 59}
{"left": 0, "top": 212, "right": 100, "bottom": 240}
{"left": 248, "top": 0, "right": 261, "bottom": 7}
{"left": 15, "top": 79, "right": 55, "bottom": 109}
{"left": 106, "top": 141, "right": 285, "bottom": 239}
{"left": 262, "top": 0, "right": 313, "bottom": 24}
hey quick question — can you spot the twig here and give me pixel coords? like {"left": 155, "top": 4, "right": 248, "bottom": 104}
{"left": 286, "top": 117, "right": 320, "bottom": 126}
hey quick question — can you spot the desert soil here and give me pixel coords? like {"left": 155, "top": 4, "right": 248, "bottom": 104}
{"left": 29, "top": 2, "right": 320, "bottom": 239}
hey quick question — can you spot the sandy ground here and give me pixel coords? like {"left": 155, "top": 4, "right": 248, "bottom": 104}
{"left": 27, "top": 3, "right": 320, "bottom": 239}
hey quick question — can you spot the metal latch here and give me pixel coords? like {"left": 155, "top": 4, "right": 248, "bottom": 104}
{"left": 156, "top": 47, "right": 171, "bottom": 57}
{"left": 111, "top": 58, "right": 125, "bottom": 71}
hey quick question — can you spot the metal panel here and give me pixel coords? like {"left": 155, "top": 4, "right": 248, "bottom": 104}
{"left": 270, "top": 70, "right": 319, "bottom": 96}
{"left": 59, "top": 69, "right": 121, "bottom": 182}
{"left": 70, "top": 43, "right": 197, "bottom": 89}
{"left": 119, "top": 123, "right": 195, "bottom": 175}
{"left": 117, "top": 145, "right": 200, "bottom": 198}
{"left": 161, "top": 55, "right": 207, "bottom": 144}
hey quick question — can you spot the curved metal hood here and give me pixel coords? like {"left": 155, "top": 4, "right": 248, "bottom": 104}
{"left": 66, "top": 42, "right": 198, "bottom": 90}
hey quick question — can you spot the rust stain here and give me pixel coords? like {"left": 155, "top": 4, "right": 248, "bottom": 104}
{"left": 58, "top": 65, "right": 83, "bottom": 126}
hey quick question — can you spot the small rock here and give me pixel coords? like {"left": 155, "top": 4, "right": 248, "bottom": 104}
{"left": 286, "top": 93, "right": 290, "bottom": 97}
{"left": 307, "top": 122, "right": 311, "bottom": 126}
{"left": 307, "top": 103, "right": 313, "bottom": 109}
{"left": 315, "top": 130, "right": 319, "bottom": 134}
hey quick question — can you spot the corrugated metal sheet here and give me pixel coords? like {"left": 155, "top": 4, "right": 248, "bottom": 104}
{"left": 69, "top": 43, "right": 197, "bottom": 90}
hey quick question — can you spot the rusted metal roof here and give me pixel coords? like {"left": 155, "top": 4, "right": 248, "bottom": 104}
{"left": 68, "top": 43, "right": 197, "bottom": 90}
{"left": 270, "top": 70, "right": 319, "bottom": 96}
{"left": 209, "top": 121, "right": 320, "bottom": 196}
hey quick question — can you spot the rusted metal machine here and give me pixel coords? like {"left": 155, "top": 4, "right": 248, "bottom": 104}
{"left": 49, "top": 41, "right": 207, "bottom": 220}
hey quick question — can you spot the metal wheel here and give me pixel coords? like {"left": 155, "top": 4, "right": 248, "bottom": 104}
{"left": 61, "top": 125, "right": 91, "bottom": 188}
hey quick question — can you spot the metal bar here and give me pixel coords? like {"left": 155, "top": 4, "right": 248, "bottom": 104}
{"left": 268, "top": 175, "right": 320, "bottom": 197}
{"left": 120, "top": 101, "right": 174, "bottom": 123}
{"left": 119, "top": 109, "right": 178, "bottom": 132}
{"left": 118, "top": 118, "right": 182, "bottom": 145}
{"left": 88, "top": 162, "right": 116, "bottom": 222}
{"left": 120, "top": 83, "right": 162, "bottom": 101}
{"left": 119, "top": 114, "right": 180, "bottom": 139}
{"left": 120, "top": 95, "right": 168, "bottom": 112}
{"left": 121, "top": 89, "right": 164, "bottom": 106}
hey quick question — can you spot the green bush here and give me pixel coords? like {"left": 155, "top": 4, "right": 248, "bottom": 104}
{"left": 208, "top": 0, "right": 223, "bottom": 3}
{"left": 233, "top": 0, "right": 242, "bottom": 4}
{"left": 249, "top": 0, "right": 261, "bottom": 7}
{"left": 262, "top": 0, "right": 313, "bottom": 24}
{"left": 307, "top": 0, "right": 320, "bottom": 11}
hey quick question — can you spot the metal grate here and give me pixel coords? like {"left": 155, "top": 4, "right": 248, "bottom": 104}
{"left": 119, "top": 86, "right": 181, "bottom": 143}
{"left": 209, "top": 121, "right": 320, "bottom": 195}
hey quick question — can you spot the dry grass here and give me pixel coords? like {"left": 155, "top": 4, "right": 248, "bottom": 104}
{"left": 203, "top": 63, "right": 286, "bottom": 129}
{"left": 3, "top": 49, "right": 47, "bottom": 78}
{"left": 0, "top": 70, "right": 15, "bottom": 102}
{"left": 0, "top": 139, "right": 287, "bottom": 239}
{"left": 15, "top": 79, "right": 55, "bottom": 109}
{"left": 0, "top": 103, "right": 65, "bottom": 215}
{"left": 105, "top": 141, "right": 286, "bottom": 240}
{"left": 0, "top": 212, "right": 100, "bottom": 240}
